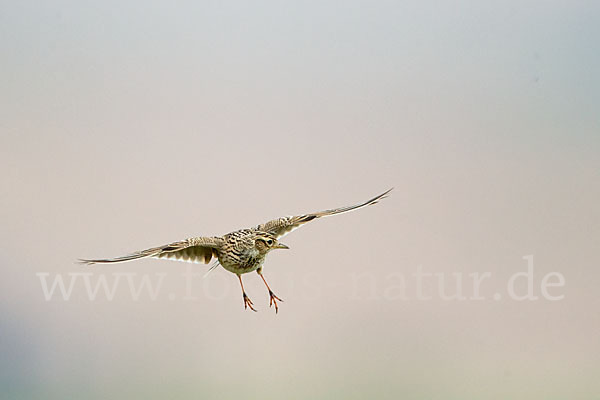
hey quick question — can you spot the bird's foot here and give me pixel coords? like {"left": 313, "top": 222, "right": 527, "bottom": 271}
{"left": 243, "top": 293, "right": 257, "bottom": 312}
{"left": 268, "top": 290, "right": 283, "bottom": 314}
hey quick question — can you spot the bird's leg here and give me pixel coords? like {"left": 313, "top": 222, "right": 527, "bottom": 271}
{"left": 237, "top": 274, "right": 256, "bottom": 312}
{"left": 257, "top": 268, "right": 283, "bottom": 313}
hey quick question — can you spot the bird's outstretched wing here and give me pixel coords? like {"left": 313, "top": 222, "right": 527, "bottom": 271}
{"left": 79, "top": 236, "right": 223, "bottom": 265}
{"left": 256, "top": 188, "right": 392, "bottom": 239}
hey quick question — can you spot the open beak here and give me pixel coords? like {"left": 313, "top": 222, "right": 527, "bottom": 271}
{"left": 275, "top": 242, "right": 289, "bottom": 250}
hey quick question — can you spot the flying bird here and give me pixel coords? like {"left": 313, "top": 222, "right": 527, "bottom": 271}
{"left": 79, "top": 189, "right": 391, "bottom": 313}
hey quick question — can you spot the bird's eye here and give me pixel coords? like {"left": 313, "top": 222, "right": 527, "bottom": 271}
{"left": 266, "top": 239, "right": 273, "bottom": 245}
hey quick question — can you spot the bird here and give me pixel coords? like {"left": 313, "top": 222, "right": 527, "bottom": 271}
{"left": 79, "top": 188, "right": 392, "bottom": 313}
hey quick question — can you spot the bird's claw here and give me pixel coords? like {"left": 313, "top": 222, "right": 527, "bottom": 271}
{"left": 243, "top": 293, "right": 257, "bottom": 312}
{"left": 269, "top": 290, "right": 283, "bottom": 314}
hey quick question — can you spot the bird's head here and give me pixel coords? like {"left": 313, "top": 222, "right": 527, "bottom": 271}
{"left": 254, "top": 232, "right": 289, "bottom": 254}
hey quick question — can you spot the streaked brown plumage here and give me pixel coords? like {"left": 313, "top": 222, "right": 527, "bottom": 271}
{"left": 79, "top": 188, "right": 391, "bottom": 312}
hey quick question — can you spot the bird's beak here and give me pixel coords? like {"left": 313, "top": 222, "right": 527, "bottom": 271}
{"left": 275, "top": 243, "right": 289, "bottom": 250}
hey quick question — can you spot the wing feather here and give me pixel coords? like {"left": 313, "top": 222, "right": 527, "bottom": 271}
{"left": 256, "top": 188, "right": 392, "bottom": 239}
{"left": 79, "top": 236, "right": 223, "bottom": 265}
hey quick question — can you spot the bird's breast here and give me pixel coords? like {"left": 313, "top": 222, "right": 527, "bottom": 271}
{"left": 218, "top": 248, "right": 265, "bottom": 275}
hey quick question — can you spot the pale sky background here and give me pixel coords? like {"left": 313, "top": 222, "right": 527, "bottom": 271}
{"left": 1, "top": 1, "right": 599, "bottom": 399}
